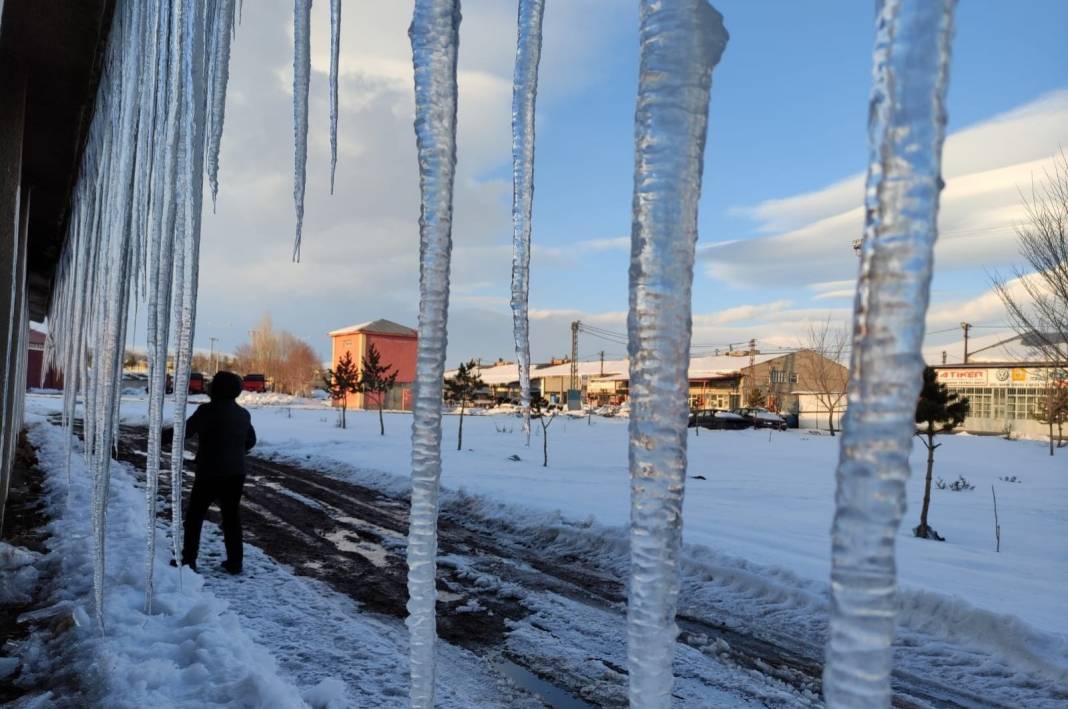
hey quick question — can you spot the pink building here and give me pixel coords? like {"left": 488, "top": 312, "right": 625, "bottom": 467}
{"left": 328, "top": 319, "right": 417, "bottom": 411}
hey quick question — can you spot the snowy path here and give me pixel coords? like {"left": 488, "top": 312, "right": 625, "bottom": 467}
{"left": 95, "top": 416, "right": 1067, "bottom": 708}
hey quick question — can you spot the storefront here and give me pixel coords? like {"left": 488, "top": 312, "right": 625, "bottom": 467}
{"left": 934, "top": 363, "right": 1066, "bottom": 437}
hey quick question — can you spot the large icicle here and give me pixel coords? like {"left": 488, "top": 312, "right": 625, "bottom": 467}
{"left": 625, "top": 2, "right": 727, "bottom": 707}
{"left": 143, "top": 0, "right": 176, "bottom": 613}
{"left": 328, "top": 0, "right": 341, "bottom": 194}
{"left": 406, "top": 1, "right": 461, "bottom": 706}
{"left": 169, "top": 0, "right": 211, "bottom": 582}
{"left": 206, "top": 0, "right": 236, "bottom": 210}
{"left": 509, "top": 0, "right": 545, "bottom": 445}
{"left": 823, "top": 1, "right": 956, "bottom": 706}
{"left": 292, "top": 0, "right": 313, "bottom": 260}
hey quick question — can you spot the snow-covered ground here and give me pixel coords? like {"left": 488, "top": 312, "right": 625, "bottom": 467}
{"left": 220, "top": 399, "right": 1064, "bottom": 637}
{"left": 7, "top": 393, "right": 1067, "bottom": 706}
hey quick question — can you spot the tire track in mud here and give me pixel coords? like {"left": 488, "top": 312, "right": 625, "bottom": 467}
{"left": 58, "top": 417, "right": 1068, "bottom": 708}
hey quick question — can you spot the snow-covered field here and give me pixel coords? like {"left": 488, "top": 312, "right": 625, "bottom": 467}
{"left": 7, "top": 393, "right": 1067, "bottom": 706}
{"left": 218, "top": 397, "right": 1065, "bottom": 636}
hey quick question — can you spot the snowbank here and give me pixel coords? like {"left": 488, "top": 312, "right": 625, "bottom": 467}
{"left": 12, "top": 415, "right": 312, "bottom": 708}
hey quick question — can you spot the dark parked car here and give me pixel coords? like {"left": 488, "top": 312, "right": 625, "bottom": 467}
{"left": 188, "top": 372, "right": 206, "bottom": 394}
{"left": 731, "top": 407, "right": 787, "bottom": 431}
{"left": 688, "top": 409, "right": 750, "bottom": 431}
{"left": 242, "top": 373, "right": 266, "bottom": 393}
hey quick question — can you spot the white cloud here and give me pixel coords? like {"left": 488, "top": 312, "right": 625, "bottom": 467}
{"left": 707, "top": 90, "right": 1068, "bottom": 289}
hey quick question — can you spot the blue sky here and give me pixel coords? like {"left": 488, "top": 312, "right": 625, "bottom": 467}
{"left": 193, "top": 0, "right": 1068, "bottom": 364}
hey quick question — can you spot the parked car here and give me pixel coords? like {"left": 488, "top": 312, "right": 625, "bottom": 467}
{"left": 242, "top": 373, "right": 266, "bottom": 393}
{"left": 188, "top": 372, "right": 206, "bottom": 394}
{"left": 731, "top": 407, "right": 787, "bottom": 431}
{"left": 689, "top": 409, "right": 750, "bottom": 431}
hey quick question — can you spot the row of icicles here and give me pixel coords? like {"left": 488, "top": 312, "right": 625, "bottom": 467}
{"left": 42, "top": 1, "right": 956, "bottom": 708}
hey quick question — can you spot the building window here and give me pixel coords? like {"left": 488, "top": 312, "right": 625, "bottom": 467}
{"left": 770, "top": 369, "right": 798, "bottom": 385}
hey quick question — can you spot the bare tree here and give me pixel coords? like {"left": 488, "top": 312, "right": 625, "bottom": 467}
{"left": 994, "top": 153, "right": 1068, "bottom": 454}
{"left": 234, "top": 313, "right": 321, "bottom": 395}
{"left": 799, "top": 317, "right": 850, "bottom": 436}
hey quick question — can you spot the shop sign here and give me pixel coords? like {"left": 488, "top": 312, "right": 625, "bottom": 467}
{"left": 937, "top": 369, "right": 987, "bottom": 384}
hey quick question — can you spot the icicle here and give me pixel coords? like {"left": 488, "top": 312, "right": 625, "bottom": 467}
{"left": 625, "top": 2, "right": 727, "bottom": 706}
{"left": 292, "top": 0, "right": 312, "bottom": 260}
{"left": 329, "top": 0, "right": 341, "bottom": 194}
{"left": 206, "top": 0, "right": 236, "bottom": 210}
{"left": 509, "top": 0, "right": 544, "bottom": 446}
{"left": 823, "top": 1, "right": 955, "bottom": 706}
{"left": 406, "top": 1, "right": 461, "bottom": 706}
{"left": 169, "top": 0, "right": 211, "bottom": 584}
{"left": 146, "top": 0, "right": 187, "bottom": 602}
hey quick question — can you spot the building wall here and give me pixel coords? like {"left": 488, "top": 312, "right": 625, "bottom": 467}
{"left": 745, "top": 351, "right": 848, "bottom": 415}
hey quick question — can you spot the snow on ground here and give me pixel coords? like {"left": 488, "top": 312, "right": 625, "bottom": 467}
{"left": 10, "top": 398, "right": 550, "bottom": 708}
{"left": 96, "top": 391, "right": 1066, "bottom": 635}
{"left": 210, "top": 402, "right": 1065, "bottom": 638}
{"left": 13, "top": 392, "right": 1067, "bottom": 705}
{"left": 12, "top": 413, "right": 310, "bottom": 708}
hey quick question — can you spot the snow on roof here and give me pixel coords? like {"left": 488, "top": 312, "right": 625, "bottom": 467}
{"left": 529, "top": 358, "right": 629, "bottom": 380}
{"left": 443, "top": 352, "right": 793, "bottom": 386}
{"left": 328, "top": 319, "right": 417, "bottom": 337}
{"left": 686, "top": 352, "right": 781, "bottom": 378}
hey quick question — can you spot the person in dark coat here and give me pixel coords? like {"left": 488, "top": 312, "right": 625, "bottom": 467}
{"left": 165, "top": 371, "right": 256, "bottom": 574}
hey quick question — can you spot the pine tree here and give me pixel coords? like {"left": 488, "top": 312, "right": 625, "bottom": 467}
{"left": 357, "top": 343, "right": 399, "bottom": 436}
{"left": 914, "top": 366, "right": 970, "bottom": 540}
{"left": 444, "top": 360, "right": 484, "bottom": 451}
{"left": 323, "top": 351, "right": 359, "bottom": 429}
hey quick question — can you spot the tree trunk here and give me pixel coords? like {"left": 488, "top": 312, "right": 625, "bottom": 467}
{"left": 1050, "top": 419, "right": 1055, "bottom": 456}
{"left": 341, "top": 404, "right": 346, "bottom": 430}
{"left": 457, "top": 402, "right": 464, "bottom": 451}
{"left": 542, "top": 423, "right": 548, "bottom": 467}
{"left": 378, "top": 399, "right": 385, "bottom": 436}
{"left": 917, "top": 435, "right": 935, "bottom": 536}
{"left": 828, "top": 407, "right": 835, "bottom": 437}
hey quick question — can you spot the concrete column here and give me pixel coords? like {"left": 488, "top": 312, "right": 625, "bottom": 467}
{"left": 0, "top": 62, "right": 26, "bottom": 532}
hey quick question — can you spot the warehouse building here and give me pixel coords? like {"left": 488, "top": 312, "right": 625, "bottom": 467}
{"left": 328, "top": 319, "right": 418, "bottom": 411}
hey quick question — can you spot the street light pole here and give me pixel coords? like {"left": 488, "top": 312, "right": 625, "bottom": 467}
{"left": 209, "top": 336, "right": 219, "bottom": 374}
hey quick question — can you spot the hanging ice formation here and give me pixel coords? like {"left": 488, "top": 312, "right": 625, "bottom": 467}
{"left": 329, "top": 0, "right": 341, "bottom": 194}
{"left": 292, "top": 0, "right": 313, "bottom": 260}
{"left": 206, "top": 0, "right": 237, "bottom": 210}
{"left": 509, "top": 0, "right": 544, "bottom": 444}
{"left": 43, "top": 0, "right": 235, "bottom": 622}
{"left": 626, "top": 2, "right": 727, "bottom": 707}
{"left": 405, "top": 1, "right": 461, "bottom": 706}
{"left": 823, "top": 1, "right": 955, "bottom": 706}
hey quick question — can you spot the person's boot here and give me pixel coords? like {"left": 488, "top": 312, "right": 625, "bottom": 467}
{"left": 169, "top": 558, "right": 198, "bottom": 573}
{"left": 220, "top": 559, "right": 242, "bottom": 575}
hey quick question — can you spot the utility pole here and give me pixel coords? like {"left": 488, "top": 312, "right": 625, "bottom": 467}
{"left": 941, "top": 350, "right": 947, "bottom": 365}
{"left": 599, "top": 350, "right": 604, "bottom": 376}
{"left": 746, "top": 338, "right": 757, "bottom": 405}
{"left": 569, "top": 321, "right": 580, "bottom": 409}
{"left": 961, "top": 322, "right": 971, "bottom": 363}
{"left": 209, "top": 336, "right": 219, "bottom": 374}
